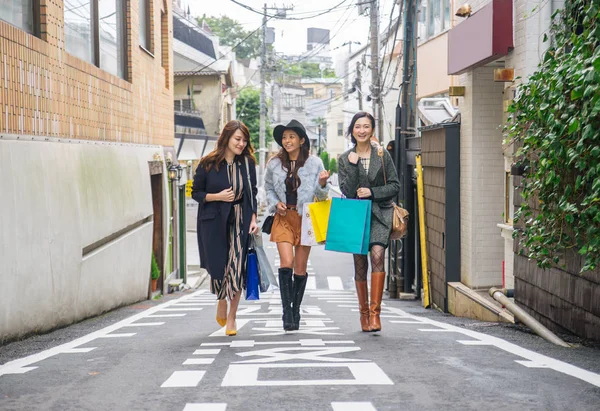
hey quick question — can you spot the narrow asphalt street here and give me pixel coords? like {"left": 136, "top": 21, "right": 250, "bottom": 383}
{"left": 1, "top": 236, "right": 599, "bottom": 411}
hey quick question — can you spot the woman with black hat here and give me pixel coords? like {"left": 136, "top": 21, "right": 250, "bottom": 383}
{"left": 265, "top": 119, "right": 330, "bottom": 331}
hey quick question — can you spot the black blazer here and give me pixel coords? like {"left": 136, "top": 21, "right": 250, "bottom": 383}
{"left": 191, "top": 157, "right": 258, "bottom": 281}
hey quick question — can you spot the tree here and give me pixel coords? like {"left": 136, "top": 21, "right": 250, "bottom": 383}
{"left": 320, "top": 151, "right": 330, "bottom": 171}
{"left": 199, "top": 15, "right": 260, "bottom": 59}
{"left": 236, "top": 87, "right": 272, "bottom": 162}
{"left": 329, "top": 158, "right": 338, "bottom": 174}
{"left": 282, "top": 62, "right": 336, "bottom": 79}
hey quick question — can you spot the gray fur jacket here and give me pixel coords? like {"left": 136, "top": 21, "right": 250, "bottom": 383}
{"left": 264, "top": 155, "right": 330, "bottom": 214}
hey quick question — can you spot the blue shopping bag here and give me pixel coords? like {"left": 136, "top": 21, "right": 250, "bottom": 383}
{"left": 245, "top": 248, "right": 260, "bottom": 300}
{"left": 325, "top": 198, "right": 371, "bottom": 255}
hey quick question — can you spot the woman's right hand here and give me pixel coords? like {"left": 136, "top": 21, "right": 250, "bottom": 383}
{"left": 217, "top": 187, "right": 235, "bottom": 202}
{"left": 276, "top": 202, "right": 287, "bottom": 216}
{"left": 348, "top": 152, "right": 359, "bottom": 165}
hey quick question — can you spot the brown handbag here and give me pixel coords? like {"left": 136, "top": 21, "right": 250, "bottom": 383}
{"left": 378, "top": 146, "right": 409, "bottom": 240}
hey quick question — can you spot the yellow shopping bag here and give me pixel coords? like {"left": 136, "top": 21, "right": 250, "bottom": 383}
{"left": 308, "top": 199, "right": 332, "bottom": 243}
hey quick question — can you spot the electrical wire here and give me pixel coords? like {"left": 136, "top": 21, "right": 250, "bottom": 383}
{"left": 174, "top": 12, "right": 276, "bottom": 85}
{"left": 230, "top": 0, "right": 352, "bottom": 21}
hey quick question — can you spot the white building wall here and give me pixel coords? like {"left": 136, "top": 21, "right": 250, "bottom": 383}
{"left": 0, "top": 139, "right": 168, "bottom": 342}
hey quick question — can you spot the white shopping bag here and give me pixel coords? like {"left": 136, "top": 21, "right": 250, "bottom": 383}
{"left": 300, "top": 202, "right": 322, "bottom": 246}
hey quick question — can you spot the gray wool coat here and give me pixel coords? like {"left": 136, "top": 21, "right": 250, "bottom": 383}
{"left": 337, "top": 145, "right": 401, "bottom": 249}
{"left": 264, "top": 155, "right": 330, "bottom": 214}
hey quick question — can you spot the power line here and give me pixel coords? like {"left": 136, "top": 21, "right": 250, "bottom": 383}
{"left": 174, "top": 12, "right": 276, "bottom": 85}
{"left": 230, "top": 0, "right": 351, "bottom": 20}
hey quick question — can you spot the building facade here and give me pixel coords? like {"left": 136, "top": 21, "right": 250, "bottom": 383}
{"left": 0, "top": 0, "right": 174, "bottom": 342}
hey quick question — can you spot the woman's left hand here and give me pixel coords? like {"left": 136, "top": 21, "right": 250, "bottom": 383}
{"left": 357, "top": 187, "right": 372, "bottom": 198}
{"left": 249, "top": 220, "right": 259, "bottom": 234}
{"left": 318, "top": 170, "right": 330, "bottom": 187}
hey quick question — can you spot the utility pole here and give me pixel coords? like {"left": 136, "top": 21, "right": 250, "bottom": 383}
{"left": 356, "top": 61, "right": 363, "bottom": 111}
{"left": 399, "top": 0, "right": 418, "bottom": 295}
{"left": 369, "top": 0, "right": 383, "bottom": 143}
{"left": 259, "top": 3, "right": 267, "bottom": 186}
{"left": 259, "top": 4, "right": 293, "bottom": 186}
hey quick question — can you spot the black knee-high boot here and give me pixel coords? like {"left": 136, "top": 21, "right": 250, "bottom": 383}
{"left": 292, "top": 274, "right": 308, "bottom": 331}
{"left": 278, "top": 267, "right": 294, "bottom": 331}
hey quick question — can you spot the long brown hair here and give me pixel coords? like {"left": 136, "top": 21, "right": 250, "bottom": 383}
{"left": 275, "top": 130, "right": 310, "bottom": 188}
{"left": 199, "top": 120, "right": 256, "bottom": 172}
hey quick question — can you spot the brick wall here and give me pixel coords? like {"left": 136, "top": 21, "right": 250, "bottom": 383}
{"left": 0, "top": 0, "right": 173, "bottom": 146}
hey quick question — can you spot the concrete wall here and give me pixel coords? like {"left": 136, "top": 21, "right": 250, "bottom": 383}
{"left": 0, "top": 138, "right": 168, "bottom": 342}
{"left": 417, "top": 33, "right": 453, "bottom": 98}
{"left": 456, "top": 66, "right": 505, "bottom": 289}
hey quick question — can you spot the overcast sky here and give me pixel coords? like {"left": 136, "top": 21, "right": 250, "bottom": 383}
{"left": 188, "top": 0, "right": 396, "bottom": 60}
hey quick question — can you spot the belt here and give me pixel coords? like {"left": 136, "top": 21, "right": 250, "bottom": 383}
{"left": 286, "top": 205, "right": 298, "bottom": 211}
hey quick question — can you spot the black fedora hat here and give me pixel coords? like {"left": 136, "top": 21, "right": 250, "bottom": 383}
{"left": 273, "top": 119, "right": 310, "bottom": 149}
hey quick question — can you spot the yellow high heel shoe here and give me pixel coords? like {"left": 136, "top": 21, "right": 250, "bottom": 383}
{"left": 225, "top": 321, "right": 237, "bottom": 336}
{"left": 216, "top": 300, "right": 227, "bottom": 327}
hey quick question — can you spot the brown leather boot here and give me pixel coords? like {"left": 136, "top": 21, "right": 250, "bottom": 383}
{"left": 369, "top": 272, "right": 386, "bottom": 332}
{"left": 355, "top": 281, "right": 370, "bottom": 332}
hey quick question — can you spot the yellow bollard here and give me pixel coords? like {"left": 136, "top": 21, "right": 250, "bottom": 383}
{"left": 416, "top": 155, "right": 431, "bottom": 308}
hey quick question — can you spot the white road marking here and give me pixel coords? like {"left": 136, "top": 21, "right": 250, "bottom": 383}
{"left": 183, "top": 404, "right": 227, "bottom": 411}
{"left": 183, "top": 358, "right": 215, "bottom": 365}
{"left": 515, "top": 360, "right": 552, "bottom": 368}
{"left": 389, "top": 320, "right": 425, "bottom": 324}
{"left": 61, "top": 348, "right": 97, "bottom": 354}
{"left": 99, "top": 333, "right": 137, "bottom": 338}
{"left": 123, "top": 322, "right": 165, "bottom": 327}
{"left": 418, "top": 329, "right": 455, "bottom": 332}
{"left": 159, "top": 308, "right": 204, "bottom": 311}
{"left": 202, "top": 339, "right": 355, "bottom": 348}
{"left": 148, "top": 314, "right": 187, "bottom": 318}
{"left": 457, "top": 340, "right": 493, "bottom": 346}
{"left": 193, "top": 349, "right": 222, "bottom": 355}
{"left": 0, "top": 290, "right": 208, "bottom": 376}
{"left": 331, "top": 402, "right": 377, "bottom": 411}
{"left": 222, "top": 363, "right": 393, "bottom": 386}
{"left": 306, "top": 276, "right": 317, "bottom": 290}
{"left": 327, "top": 277, "right": 344, "bottom": 290}
{"left": 208, "top": 320, "right": 252, "bottom": 337}
{"left": 161, "top": 371, "right": 206, "bottom": 388}
{"left": 384, "top": 306, "right": 600, "bottom": 388}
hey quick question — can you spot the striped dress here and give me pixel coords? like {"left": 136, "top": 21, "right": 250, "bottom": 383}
{"left": 211, "top": 162, "right": 245, "bottom": 300}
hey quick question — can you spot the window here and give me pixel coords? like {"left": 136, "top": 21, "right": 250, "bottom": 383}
{"left": 64, "top": 0, "right": 128, "bottom": 80}
{"left": 329, "top": 89, "right": 336, "bottom": 98}
{"left": 99, "top": 0, "right": 127, "bottom": 79}
{"left": 419, "top": 0, "right": 452, "bottom": 42}
{"left": 306, "top": 88, "right": 314, "bottom": 98}
{"left": 139, "top": 0, "right": 152, "bottom": 51}
{"left": 337, "top": 122, "right": 343, "bottom": 136}
{"left": 65, "top": 0, "right": 94, "bottom": 63}
{"left": 1, "top": 0, "right": 38, "bottom": 35}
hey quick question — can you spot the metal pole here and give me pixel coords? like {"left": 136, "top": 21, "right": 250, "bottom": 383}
{"left": 179, "top": 184, "right": 187, "bottom": 285}
{"left": 369, "top": 0, "right": 381, "bottom": 141}
{"left": 356, "top": 61, "right": 363, "bottom": 111}
{"left": 489, "top": 288, "right": 570, "bottom": 347}
{"left": 259, "top": 3, "right": 267, "bottom": 186}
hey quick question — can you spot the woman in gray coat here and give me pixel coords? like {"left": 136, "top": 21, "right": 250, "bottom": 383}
{"left": 337, "top": 112, "right": 400, "bottom": 333}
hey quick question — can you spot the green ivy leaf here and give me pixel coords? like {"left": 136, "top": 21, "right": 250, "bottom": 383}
{"left": 568, "top": 118, "right": 580, "bottom": 133}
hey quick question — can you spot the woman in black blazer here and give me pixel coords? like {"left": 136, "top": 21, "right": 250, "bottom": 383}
{"left": 192, "top": 120, "right": 259, "bottom": 336}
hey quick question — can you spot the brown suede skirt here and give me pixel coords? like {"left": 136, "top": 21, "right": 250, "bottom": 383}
{"left": 270, "top": 208, "right": 302, "bottom": 246}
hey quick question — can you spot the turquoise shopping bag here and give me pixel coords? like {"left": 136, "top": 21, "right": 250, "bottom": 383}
{"left": 325, "top": 198, "right": 371, "bottom": 255}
